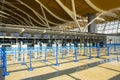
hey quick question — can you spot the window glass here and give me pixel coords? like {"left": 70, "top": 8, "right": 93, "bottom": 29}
{"left": 104, "top": 30, "right": 108, "bottom": 34}
{"left": 105, "top": 25, "right": 109, "bottom": 29}
{"left": 112, "top": 29, "right": 117, "bottom": 33}
{"left": 109, "top": 25, "right": 113, "bottom": 29}
{"left": 118, "top": 29, "right": 120, "bottom": 33}
{"left": 111, "top": 22, "right": 114, "bottom": 24}
{"left": 109, "top": 30, "right": 112, "bottom": 33}
{"left": 113, "top": 25, "right": 118, "bottom": 28}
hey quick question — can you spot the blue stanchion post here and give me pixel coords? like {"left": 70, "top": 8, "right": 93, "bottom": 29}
{"left": 12, "top": 47, "right": 16, "bottom": 61}
{"left": 22, "top": 49, "right": 26, "bottom": 65}
{"left": 117, "top": 45, "right": 120, "bottom": 61}
{"left": 83, "top": 42, "right": 87, "bottom": 56}
{"left": 36, "top": 47, "right": 40, "bottom": 59}
{"left": 89, "top": 46, "right": 92, "bottom": 59}
{"left": 66, "top": 46, "right": 68, "bottom": 56}
{"left": 44, "top": 47, "right": 48, "bottom": 62}
{"left": 52, "top": 46, "right": 55, "bottom": 57}
{"left": 40, "top": 46, "right": 42, "bottom": 58}
{"left": 83, "top": 46, "right": 87, "bottom": 56}
{"left": 2, "top": 48, "right": 9, "bottom": 76}
{"left": 28, "top": 47, "right": 33, "bottom": 71}
{"left": 107, "top": 45, "right": 110, "bottom": 56}
{"left": 74, "top": 46, "right": 78, "bottom": 62}
{"left": 114, "top": 44, "right": 116, "bottom": 55}
{"left": 97, "top": 43, "right": 100, "bottom": 58}
{"left": 0, "top": 49, "right": 2, "bottom": 68}
{"left": 18, "top": 45, "right": 21, "bottom": 61}
{"left": 61, "top": 46, "right": 65, "bottom": 60}
{"left": 1, "top": 50, "right": 4, "bottom": 69}
{"left": 54, "top": 43, "right": 59, "bottom": 66}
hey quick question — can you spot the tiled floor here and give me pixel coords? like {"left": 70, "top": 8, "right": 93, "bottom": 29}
{"left": 1, "top": 53, "right": 120, "bottom": 80}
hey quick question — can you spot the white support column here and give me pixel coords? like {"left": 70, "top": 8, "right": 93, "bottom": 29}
{"left": 56, "top": 0, "right": 82, "bottom": 32}
{"left": 16, "top": 0, "right": 47, "bottom": 25}
{"left": 35, "top": 0, "right": 68, "bottom": 22}
{"left": 71, "top": 0, "right": 82, "bottom": 32}
{"left": 56, "top": 0, "right": 73, "bottom": 19}
{"left": 4, "top": 1, "right": 46, "bottom": 26}
{"left": 40, "top": 6, "right": 50, "bottom": 28}
{"left": 0, "top": 11, "right": 23, "bottom": 25}
{"left": 28, "top": 15, "right": 34, "bottom": 26}
{"left": 0, "top": 14, "right": 19, "bottom": 24}
{"left": 0, "top": 18, "right": 15, "bottom": 24}
{"left": 0, "top": 5, "right": 33, "bottom": 26}
{"left": 84, "top": 0, "right": 104, "bottom": 12}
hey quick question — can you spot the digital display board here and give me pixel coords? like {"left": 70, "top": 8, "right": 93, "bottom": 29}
{"left": 0, "top": 32, "right": 3, "bottom": 36}
{"left": 23, "top": 33, "right": 29, "bottom": 37}
{"left": 13, "top": 33, "right": 19, "bottom": 37}
{"left": 78, "top": 36, "right": 81, "bottom": 39}
{"left": 43, "top": 34, "right": 50, "bottom": 39}
{"left": 66, "top": 35, "right": 70, "bottom": 39}
{"left": 73, "top": 35, "right": 78, "bottom": 39}
{"left": 35, "top": 34, "right": 41, "bottom": 38}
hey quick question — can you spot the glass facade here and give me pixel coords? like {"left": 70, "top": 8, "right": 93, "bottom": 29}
{"left": 97, "top": 21, "right": 120, "bottom": 34}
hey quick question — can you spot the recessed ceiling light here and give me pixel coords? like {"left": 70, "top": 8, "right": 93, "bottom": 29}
{"left": 60, "top": 31, "right": 63, "bottom": 34}
{"left": 43, "top": 30, "right": 46, "bottom": 33}
{"left": 21, "top": 28, "right": 25, "bottom": 32}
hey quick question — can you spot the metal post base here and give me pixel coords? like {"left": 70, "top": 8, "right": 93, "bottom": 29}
{"left": 21, "top": 62, "right": 26, "bottom": 65}
{"left": 36, "top": 57, "right": 40, "bottom": 59}
{"left": 89, "top": 57, "right": 92, "bottom": 60}
{"left": 96, "top": 56, "right": 100, "bottom": 58}
{"left": 83, "top": 54, "right": 86, "bottom": 56}
{"left": 28, "top": 68, "right": 33, "bottom": 71}
{"left": 54, "top": 63, "right": 60, "bottom": 66}
{"left": 61, "top": 57, "right": 64, "bottom": 60}
{"left": 44, "top": 60, "right": 48, "bottom": 62}
{"left": 74, "top": 60, "right": 78, "bottom": 62}
{"left": 2, "top": 72, "right": 9, "bottom": 76}
{"left": 18, "top": 58, "right": 21, "bottom": 62}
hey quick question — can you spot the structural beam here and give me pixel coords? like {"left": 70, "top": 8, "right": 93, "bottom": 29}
{"left": 0, "top": 5, "right": 32, "bottom": 26}
{"left": 16, "top": 0, "right": 47, "bottom": 25}
{"left": 56, "top": 0, "right": 73, "bottom": 19}
{"left": 35, "top": 0, "right": 68, "bottom": 22}
{"left": 83, "top": 12, "right": 104, "bottom": 32}
{"left": 40, "top": 6, "right": 50, "bottom": 28}
{"left": 4, "top": 1, "right": 46, "bottom": 26}
{"left": 84, "top": 0, "right": 105, "bottom": 12}
{"left": 0, "top": 14, "right": 19, "bottom": 24}
{"left": 0, "top": 11, "right": 26, "bottom": 25}
{"left": 71, "top": 0, "right": 82, "bottom": 32}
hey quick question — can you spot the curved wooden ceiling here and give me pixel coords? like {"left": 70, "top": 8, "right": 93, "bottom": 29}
{"left": 0, "top": 0, "right": 119, "bottom": 29}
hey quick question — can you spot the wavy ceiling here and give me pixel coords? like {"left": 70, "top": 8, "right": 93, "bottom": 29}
{"left": 0, "top": 0, "right": 119, "bottom": 30}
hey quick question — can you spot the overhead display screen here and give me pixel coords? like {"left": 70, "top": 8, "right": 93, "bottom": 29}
{"left": 13, "top": 33, "right": 19, "bottom": 37}
{"left": 73, "top": 35, "right": 78, "bottom": 39}
{"left": 35, "top": 34, "right": 41, "bottom": 38}
{"left": 43, "top": 34, "right": 50, "bottom": 39}
{"left": 23, "top": 33, "right": 29, "bottom": 37}
{"left": 0, "top": 32, "right": 3, "bottom": 36}
{"left": 66, "top": 35, "right": 70, "bottom": 39}
{"left": 52, "top": 35, "right": 58, "bottom": 39}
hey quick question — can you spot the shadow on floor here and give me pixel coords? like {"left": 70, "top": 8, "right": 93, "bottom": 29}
{"left": 109, "top": 74, "right": 120, "bottom": 80}
{"left": 0, "top": 68, "right": 5, "bottom": 80}
{"left": 8, "top": 57, "right": 88, "bottom": 73}
{"left": 21, "top": 58, "right": 117, "bottom": 80}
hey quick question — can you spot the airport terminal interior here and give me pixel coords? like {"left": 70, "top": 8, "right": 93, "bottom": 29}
{"left": 0, "top": 0, "right": 120, "bottom": 80}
